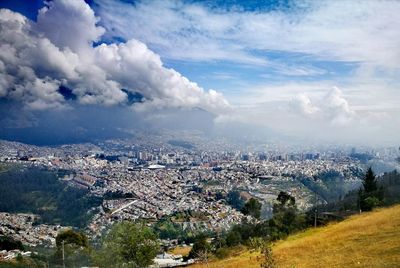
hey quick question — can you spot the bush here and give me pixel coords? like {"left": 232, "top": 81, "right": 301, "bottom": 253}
{"left": 227, "top": 190, "right": 245, "bottom": 210}
{"left": 95, "top": 221, "right": 159, "bottom": 267}
{"left": 226, "top": 230, "right": 242, "bottom": 247}
{"left": 361, "top": 196, "right": 380, "bottom": 211}
{"left": 16, "top": 253, "right": 23, "bottom": 262}
{"left": 241, "top": 198, "right": 262, "bottom": 219}
{"left": 214, "top": 247, "right": 231, "bottom": 259}
{"left": 247, "top": 237, "right": 265, "bottom": 250}
{"left": 54, "top": 229, "right": 91, "bottom": 267}
{"left": 0, "top": 236, "right": 24, "bottom": 251}
{"left": 56, "top": 229, "right": 89, "bottom": 249}
{"left": 188, "top": 235, "right": 211, "bottom": 259}
{"left": 260, "top": 243, "right": 276, "bottom": 268}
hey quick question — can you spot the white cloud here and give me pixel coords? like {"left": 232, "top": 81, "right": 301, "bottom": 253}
{"left": 0, "top": 0, "right": 230, "bottom": 113}
{"left": 93, "top": 40, "right": 230, "bottom": 112}
{"left": 290, "top": 87, "right": 356, "bottom": 126}
{"left": 292, "top": 93, "right": 319, "bottom": 116}
{"left": 268, "top": 64, "right": 327, "bottom": 77}
{"left": 222, "top": 81, "right": 400, "bottom": 144}
{"left": 95, "top": 0, "right": 400, "bottom": 70}
{"left": 36, "top": 0, "right": 105, "bottom": 55}
{"left": 322, "top": 87, "right": 355, "bottom": 126}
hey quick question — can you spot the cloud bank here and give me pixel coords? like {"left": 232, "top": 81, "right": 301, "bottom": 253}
{"left": 220, "top": 81, "right": 400, "bottom": 145}
{"left": 0, "top": 0, "right": 230, "bottom": 113}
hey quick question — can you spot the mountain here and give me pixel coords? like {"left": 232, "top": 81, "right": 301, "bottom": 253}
{"left": 0, "top": 101, "right": 215, "bottom": 146}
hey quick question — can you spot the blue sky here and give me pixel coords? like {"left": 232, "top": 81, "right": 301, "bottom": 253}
{"left": 1, "top": 0, "right": 400, "bottom": 144}
{"left": 163, "top": 53, "right": 357, "bottom": 98}
{"left": 0, "top": 0, "right": 357, "bottom": 95}
{"left": 0, "top": 0, "right": 45, "bottom": 20}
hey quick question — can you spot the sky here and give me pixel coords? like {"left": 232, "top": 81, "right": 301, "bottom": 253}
{"left": 0, "top": 0, "right": 400, "bottom": 146}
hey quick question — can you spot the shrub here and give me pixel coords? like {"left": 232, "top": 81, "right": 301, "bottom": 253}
{"left": 361, "top": 196, "right": 380, "bottom": 211}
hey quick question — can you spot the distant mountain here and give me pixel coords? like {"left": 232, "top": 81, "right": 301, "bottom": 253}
{"left": 0, "top": 100, "right": 216, "bottom": 146}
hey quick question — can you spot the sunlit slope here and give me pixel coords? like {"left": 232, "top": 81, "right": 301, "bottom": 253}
{"left": 189, "top": 249, "right": 260, "bottom": 268}
{"left": 189, "top": 204, "right": 400, "bottom": 268}
{"left": 274, "top": 204, "right": 400, "bottom": 268}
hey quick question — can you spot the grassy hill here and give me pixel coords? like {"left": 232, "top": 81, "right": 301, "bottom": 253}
{"left": 190, "top": 204, "right": 400, "bottom": 268}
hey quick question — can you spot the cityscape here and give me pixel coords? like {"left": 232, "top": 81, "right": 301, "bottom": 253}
{"left": 1, "top": 134, "right": 399, "bottom": 249}
{"left": 1, "top": 0, "right": 400, "bottom": 267}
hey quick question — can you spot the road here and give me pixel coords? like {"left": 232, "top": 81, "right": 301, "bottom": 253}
{"left": 111, "top": 200, "right": 138, "bottom": 215}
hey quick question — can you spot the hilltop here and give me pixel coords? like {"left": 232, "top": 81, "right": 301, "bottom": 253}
{"left": 190, "top": 204, "right": 400, "bottom": 268}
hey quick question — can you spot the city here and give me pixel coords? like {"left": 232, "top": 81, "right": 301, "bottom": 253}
{"left": 1, "top": 135, "right": 398, "bottom": 251}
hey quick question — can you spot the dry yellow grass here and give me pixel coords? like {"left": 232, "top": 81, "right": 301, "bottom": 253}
{"left": 168, "top": 245, "right": 192, "bottom": 256}
{"left": 274, "top": 204, "right": 400, "bottom": 268}
{"left": 189, "top": 249, "right": 260, "bottom": 268}
{"left": 188, "top": 204, "right": 400, "bottom": 268}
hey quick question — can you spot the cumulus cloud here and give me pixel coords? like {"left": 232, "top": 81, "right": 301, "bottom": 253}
{"left": 322, "top": 87, "right": 355, "bottom": 126}
{"left": 0, "top": 0, "right": 230, "bottom": 113}
{"left": 223, "top": 77, "right": 400, "bottom": 144}
{"left": 36, "top": 0, "right": 105, "bottom": 55}
{"left": 93, "top": 40, "right": 230, "bottom": 112}
{"left": 291, "top": 87, "right": 355, "bottom": 126}
{"left": 0, "top": 9, "right": 66, "bottom": 109}
{"left": 292, "top": 93, "right": 319, "bottom": 117}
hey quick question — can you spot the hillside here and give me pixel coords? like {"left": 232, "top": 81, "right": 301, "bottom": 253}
{"left": 0, "top": 164, "right": 102, "bottom": 227}
{"left": 190, "top": 204, "right": 400, "bottom": 268}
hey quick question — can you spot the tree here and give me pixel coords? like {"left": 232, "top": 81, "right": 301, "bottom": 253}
{"left": 227, "top": 190, "right": 245, "bottom": 210}
{"left": 215, "top": 191, "right": 224, "bottom": 200}
{"left": 241, "top": 198, "right": 262, "bottom": 219}
{"left": 96, "top": 221, "right": 159, "bottom": 268}
{"left": 54, "top": 229, "right": 91, "bottom": 267}
{"left": 273, "top": 191, "right": 295, "bottom": 214}
{"left": 269, "top": 192, "right": 303, "bottom": 238}
{"left": 363, "top": 167, "right": 378, "bottom": 193}
{"left": 16, "top": 253, "right": 23, "bottom": 262}
{"left": 225, "top": 230, "right": 242, "bottom": 247}
{"left": 56, "top": 229, "right": 89, "bottom": 249}
{"left": 0, "top": 236, "right": 24, "bottom": 251}
{"left": 188, "top": 235, "right": 211, "bottom": 261}
{"left": 359, "top": 167, "right": 383, "bottom": 211}
{"left": 362, "top": 196, "right": 380, "bottom": 211}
